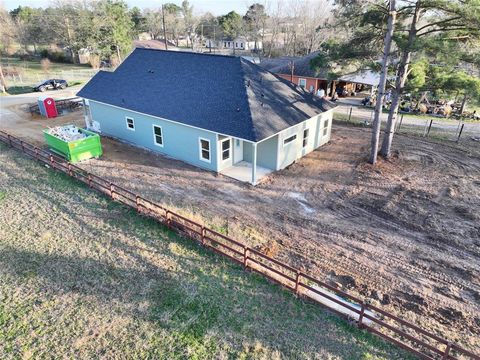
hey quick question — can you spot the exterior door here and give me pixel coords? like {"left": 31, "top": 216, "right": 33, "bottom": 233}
{"left": 233, "top": 138, "right": 243, "bottom": 164}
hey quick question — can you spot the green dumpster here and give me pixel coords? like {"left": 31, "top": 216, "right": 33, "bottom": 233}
{"left": 44, "top": 125, "right": 102, "bottom": 163}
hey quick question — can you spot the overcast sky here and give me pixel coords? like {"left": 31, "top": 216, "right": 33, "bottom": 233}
{"left": 3, "top": 0, "right": 266, "bottom": 15}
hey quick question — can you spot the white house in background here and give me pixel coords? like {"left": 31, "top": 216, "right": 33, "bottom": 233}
{"left": 205, "top": 37, "right": 263, "bottom": 51}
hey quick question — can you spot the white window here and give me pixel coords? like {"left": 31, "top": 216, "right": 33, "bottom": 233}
{"left": 298, "top": 78, "right": 307, "bottom": 88}
{"left": 221, "top": 138, "right": 231, "bottom": 161}
{"left": 199, "top": 138, "right": 211, "bottom": 162}
{"left": 302, "top": 129, "right": 309, "bottom": 148}
{"left": 323, "top": 119, "right": 329, "bottom": 136}
{"left": 283, "top": 134, "right": 297, "bottom": 146}
{"left": 153, "top": 125, "right": 163, "bottom": 146}
{"left": 126, "top": 117, "right": 135, "bottom": 131}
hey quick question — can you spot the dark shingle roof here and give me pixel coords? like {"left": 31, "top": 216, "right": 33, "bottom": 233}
{"left": 263, "top": 51, "right": 330, "bottom": 79}
{"left": 77, "top": 48, "right": 335, "bottom": 142}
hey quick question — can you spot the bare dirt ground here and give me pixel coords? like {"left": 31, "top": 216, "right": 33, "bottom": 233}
{"left": 1, "top": 101, "right": 480, "bottom": 353}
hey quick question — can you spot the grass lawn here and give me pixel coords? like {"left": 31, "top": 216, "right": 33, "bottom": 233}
{"left": 0, "top": 143, "right": 414, "bottom": 359}
{"left": 1, "top": 57, "right": 95, "bottom": 95}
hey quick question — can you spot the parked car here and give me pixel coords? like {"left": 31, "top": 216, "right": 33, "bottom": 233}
{"left": 33, "top": 79, "right": 68, "bottom": 92}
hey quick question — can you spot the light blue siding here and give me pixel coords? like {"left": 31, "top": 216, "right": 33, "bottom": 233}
{"left": 88, "top": 100, "right": 218, "bottom": 171}
{"left": 277, "top": 110, "right": 333, "bottom": 169}
{"left": 257, "top": 135, "right": 278, "bottom": 170}
{"left": 243, "top": 142, "right": 253, "bottom": 162}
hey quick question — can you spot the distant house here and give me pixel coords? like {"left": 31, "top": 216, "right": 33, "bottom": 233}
{"left": 77, "top": 48, "right": 92, "bottom": 64}
{"left": 77, "top": 49, "right": 335, "bottom": 184}
{"left": 261, "top": 52, "right": 381, "bottom": 96}
{"left": 205, "top": 37, "right": 263, "bottom": 51}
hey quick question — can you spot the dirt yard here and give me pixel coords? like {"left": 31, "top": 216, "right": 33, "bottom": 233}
{"left": 1, "top": 100, "right": 479, "bottom": 352}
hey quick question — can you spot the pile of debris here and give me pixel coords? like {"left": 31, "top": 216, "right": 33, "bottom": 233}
{"left": 47, "top": 125, "right": 88, "bottom": 142}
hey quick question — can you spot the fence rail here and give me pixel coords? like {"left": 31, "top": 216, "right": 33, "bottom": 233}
{"left": 334, "top": 106, "right": 479, "bottom": 142}
{"left": 0, "top": 130, "right": 478, "bottom": 360}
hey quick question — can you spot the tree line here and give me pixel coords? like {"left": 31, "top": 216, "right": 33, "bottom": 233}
{"left": 314, "top": 0, "right": 480, "bottom": 163}
{"left": 0, "top": 0, "right": 334, "bottom": 64}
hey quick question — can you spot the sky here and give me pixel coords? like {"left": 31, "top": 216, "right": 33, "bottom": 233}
{"left": 3, "top": 0, "right": 264, "bottom": 15}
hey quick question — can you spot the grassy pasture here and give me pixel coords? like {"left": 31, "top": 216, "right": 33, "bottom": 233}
{"left": 0, "top": 143, "right": 412, "bottom": 359}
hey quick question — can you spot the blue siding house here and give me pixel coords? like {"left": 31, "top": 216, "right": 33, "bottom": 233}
{"left": 78, "top": 49, "right": 336, "bottom": 184}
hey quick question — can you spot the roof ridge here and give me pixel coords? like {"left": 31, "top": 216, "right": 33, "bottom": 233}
{"left": 134, "top": 47, "right": 239, "bottom": 60}
{"left": 237, "top": 57, "right": 259, "bottom": 142}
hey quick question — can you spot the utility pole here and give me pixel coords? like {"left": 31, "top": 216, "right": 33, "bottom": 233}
{"left": 162, "top": 4, "right": 168, "bottom": 50}
{"left": 213, "top": 25, "right": 216, "bottom": 54}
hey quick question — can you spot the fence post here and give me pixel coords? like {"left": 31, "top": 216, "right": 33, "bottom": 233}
{"left": 442, "top": 342, "right": 452, "bottom": 360}
{"left": 423, "top": 119, "right": 430, "bottom": 137}
{"left": 295, "top": 271, "right": 301, "bottom": 296}
{"left": 426, "top": 119, "right": 433, "bottom": 137}
{"left": 7, "top": 134, "right": 12, "bottom": 146}
{"left": 358, "top": 301, "right": 366, "bottom": 328}
{"left": 68, "top": 163, "right": 72, "bottom": 177}
{"left": 243, "top": 247, "right": 249, "bottom": 270}
{"left": 109, "top": 183, "right": 114, "bottom": 198}
{"left": 165, "top": 210, "right": 171, "bottom": 227}
{"left": 20, "top": 140, "right": 24, "bottom": 152}
{"left": 50, "top": 155, "right": 55, "bottom": 170}
{"left": 201, "top": 226, "right": 206, "bottom": 246}
{"left": 397, "top": 113, "right": 404, "bottom": 132}
{"left": 348, "top": 107, "right": 353, "bottom": 122}
{"left": 88, "top": 174, "right": 92, "bottom": 188}
{"left": 456, "top": 124, "right": 464, "bottom": 143}
{"left": 35, "top": 147, "right": 39, "bottom": 161}
{"left": 135, "top": 195, "right": 140, "bottom": 213}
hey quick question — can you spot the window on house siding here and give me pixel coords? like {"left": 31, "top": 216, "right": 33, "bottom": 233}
{"left": 298, "top": 78, "right": 307, "bottom": 88}
{"left": 222, "top": 139, "right": 230, "bottom": 160}
{"left": 199, "top": 138, "right": 211, "bottom": 162}
{"left": 153, "top": 125, "right": 163, "bottom": 146}
{"left": 302, "top": 129, "right": 309, "bottom": 148}
{"left": 283, "top": 134, "right": 297, "bottom": 146}
{"left": 126, "top": 117, "right": 135, "bottom": 130}
{"left": 323, "top": 119, "right": 329, "bottom": 136}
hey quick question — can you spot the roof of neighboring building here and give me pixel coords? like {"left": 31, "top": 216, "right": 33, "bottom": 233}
{"left": 77, "top": 48, "right": 335, "bottom": 143}
{"left": 133, "top": 39, "right": 178, "bottom": 51}
{"left": 262, "top": 52, "right": 330, "bottom": 79}
{"left": 339, "top": 70, "right": 381, "bottom": 86}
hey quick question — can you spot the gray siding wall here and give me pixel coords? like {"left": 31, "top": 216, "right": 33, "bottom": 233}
{"left": 88, "top": 100, "right": 218, "bottom": 171}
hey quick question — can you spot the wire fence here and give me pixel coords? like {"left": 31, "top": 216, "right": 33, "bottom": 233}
{"left": 334, "top": 106, "right": 479, "bottom": 142}
{"left": 0, "top": 130, "right": 478, "bottom": 360}
{"left": 2, "top": 68, "right": 98, "bottom": 87}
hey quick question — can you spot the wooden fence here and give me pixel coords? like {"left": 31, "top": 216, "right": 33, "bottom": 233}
{"left": 0, "top": 130, "right": 478, "bottom": 360}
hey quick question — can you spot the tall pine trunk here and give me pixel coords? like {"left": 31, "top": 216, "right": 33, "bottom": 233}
{"left": 369, "top": 0, "right": 397, "bottom": 164}
{"left": 380, "top": 0, "right": 421, "bottom": 158}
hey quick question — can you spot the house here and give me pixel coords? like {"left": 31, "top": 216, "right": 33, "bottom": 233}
{"left": 261, "top": 52, "right": 381, "bottom": 96}
{"left": 205, "top": 37, "right": 263, "bottom": 51}
{"left": 77, "top": 49, "right": 335, "bottom": 184}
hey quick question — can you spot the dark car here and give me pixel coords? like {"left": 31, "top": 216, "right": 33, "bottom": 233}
{"left": 33, "top": 79, "right": 68, "bottom": 92}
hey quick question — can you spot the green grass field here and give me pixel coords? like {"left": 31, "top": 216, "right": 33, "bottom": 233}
{"left": 0, "top": 143, "right": 414, "bottom": 359}
{"left": 1, "top": 57, "right": 95, "bottom": 95}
